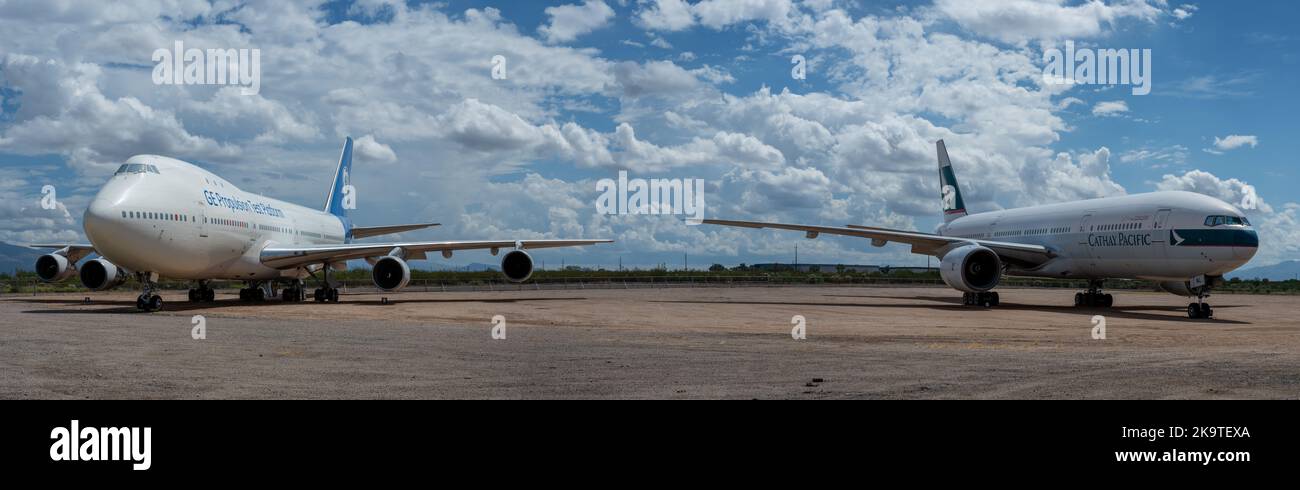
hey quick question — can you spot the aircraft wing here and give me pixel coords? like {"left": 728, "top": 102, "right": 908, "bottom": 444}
{"left": 702, "top": 219, "right": 1054, "bottom": 267}
{"left": 26, "top": 244, "right": 97, "bottom": 263}
{"left": 260, "top": 239, "right": 612, "bottom": 270}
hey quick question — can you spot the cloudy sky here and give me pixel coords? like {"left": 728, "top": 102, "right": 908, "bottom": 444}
{"left": 1, "top": 0, "right": 1297, "bottom": 270}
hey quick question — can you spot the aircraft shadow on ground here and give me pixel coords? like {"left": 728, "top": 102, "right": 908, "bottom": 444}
{"left": 9, "top": 296, "right": 587, "bottom": 315}
{"left": 655, "top": 293, "right": 1251, "bottom": 325}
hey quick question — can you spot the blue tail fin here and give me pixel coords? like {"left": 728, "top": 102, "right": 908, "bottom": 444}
{"left": 324, "top": 137, "right": 354, "bottom": 217}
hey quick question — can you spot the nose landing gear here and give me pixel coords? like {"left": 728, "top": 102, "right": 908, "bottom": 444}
{"left": 135, "top": 272, "right": 162, "bottom": 312}
{"left": 1187, "top": 302, "right": 1213, "bottom": 319}
{"left": 1183, "top": 276, "right": 1218, "bottom": 319}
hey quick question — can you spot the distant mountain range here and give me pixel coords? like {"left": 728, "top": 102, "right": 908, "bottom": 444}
{"left": 0, "top": 242, "right": 42, "bottom": 275}
{"left": 1227, "top": 261, "right": 1300, "bottom": 281}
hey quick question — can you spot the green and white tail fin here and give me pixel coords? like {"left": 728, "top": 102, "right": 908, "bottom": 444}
{"left": 937, "top": 140, "right": 968, "bottom": 223}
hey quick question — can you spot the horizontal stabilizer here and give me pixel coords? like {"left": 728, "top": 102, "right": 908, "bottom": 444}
{"left": 351, "top": 223, "right": 440, "bottom": 240}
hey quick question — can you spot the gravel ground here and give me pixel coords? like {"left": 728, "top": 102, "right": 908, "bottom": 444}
{"left": 2, "top": 286, "right": 1298, "bottom": 399}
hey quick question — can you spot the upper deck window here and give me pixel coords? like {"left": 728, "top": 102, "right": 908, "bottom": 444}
{"left": 114, "top": 164, "right": 160, "bottom": 175}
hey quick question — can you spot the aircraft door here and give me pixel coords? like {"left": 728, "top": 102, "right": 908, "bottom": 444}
{"left": 1077, "top": 213, "right": 1097, "bottom": 273}
{"left": 198, "top": 203, "right": 208, "bottom": 238}
{"left": 1152, "top": 208, "right": 1172, "bottom": 260}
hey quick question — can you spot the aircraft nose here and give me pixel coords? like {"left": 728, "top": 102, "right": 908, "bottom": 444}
{"left": 83, "top": 198, "right": 117, "bottom": 246}
{"left": 1234, "top": 229, "right": 1259, "bottom": 261}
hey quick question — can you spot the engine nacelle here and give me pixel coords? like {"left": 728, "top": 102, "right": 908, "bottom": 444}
{"left": 500, "top": 250, "right": 534, "bottom": 283}
{"left": 372, "top": 256, "right": 412, "bottom": 292}
{"left": 1156, "top": 281, "right": 1193, "bottom": 296}
{"left": 939, "top": 244, "right": 1002, "bottom": 293}
{"left": 79, "top": 258, "right": 128, "bottom": 291}
{"left": 35, "top": 254, "right": 77, "bottom": 283}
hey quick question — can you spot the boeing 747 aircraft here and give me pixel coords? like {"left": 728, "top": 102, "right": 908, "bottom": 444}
{"left": 705, "top": 141, "right": 1259, "bottom": 319}
{"left": 30, "top": 137, "right": 611, "bottom": 311}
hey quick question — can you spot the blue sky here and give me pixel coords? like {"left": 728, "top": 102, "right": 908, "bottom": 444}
{"left": 1, "top": 0, "right": 1297, "bottom": 270}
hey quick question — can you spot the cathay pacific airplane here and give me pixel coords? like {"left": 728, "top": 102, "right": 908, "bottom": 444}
{"left": 705, "top": 140, "right": 1259, "bottom": 319}
{"left": 29, "top": 137, "right": 611, "bottom": 311}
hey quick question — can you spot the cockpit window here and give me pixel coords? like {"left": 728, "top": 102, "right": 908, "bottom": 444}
{"left": 1204, "top": 215, "right": 1249, "bottom": 227}
{"left": 114, "top": 164, "right": 160, "bottom": 175}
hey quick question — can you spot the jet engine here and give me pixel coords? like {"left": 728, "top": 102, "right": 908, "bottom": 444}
{"left": 79, "top": 258, "right": 128, "bottom": 291}
{"left": 939, "top": 244, "right": 1002, "bottom": 293}
{"left": 371, "top": 256, "right": 412, "bottom": 292}
{"left": 500, "top": 249, "right": 533, "bottom": 283}
{"left": 34, "top": 254, "right": 77, "bottom": 283}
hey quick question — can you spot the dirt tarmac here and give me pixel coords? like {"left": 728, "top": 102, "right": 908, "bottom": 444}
{"left": 2, "top": 286, "right": 1298, "bottom": 399}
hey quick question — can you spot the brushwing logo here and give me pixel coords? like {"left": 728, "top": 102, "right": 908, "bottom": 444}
{"left": 941, "top": 185, "right": 957, "bottom": 211}
{"left": 49, "top": 420, "right": 152, "bottom": 470}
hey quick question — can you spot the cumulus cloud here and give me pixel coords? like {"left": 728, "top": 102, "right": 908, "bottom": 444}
{"left": 635, "top": 0, "right": 697, "bottom": 31}
{"left": 0, "top": 54, "right": 240, "bottom": 173}
{"left": 934, "top": 0, "right": 1165, "bottom": 44}
{"left": 1171, "top": 4, "right": 1198, "bottom": 21}
{"left": 353, "top": 134, "right": 397, "bottom": 163}
{"left": 1205, "top": 134, "right": 1259, "bottom": 154}
{"left": 1020, "top": 147, "right": 1126, "bottom": 204}
{"left": 1155, "top": 169, "right": 1269, "bottom": 213}
{"left": 610, "top": 60, "right": 705, "bottom": 98}
{"left": 538, "top": 1, "right": 616, "bottom": 44}
{"left": 1091, "top": 100, "right": 1129, "bottom": 117}
{"left": 635, "top": 0, "right": 798, "bottom": 31}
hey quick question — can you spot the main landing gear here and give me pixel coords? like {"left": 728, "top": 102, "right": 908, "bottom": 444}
{"left": 187, "top": 280, "right": 215, "bottom": 302}
{"left": 1074, "top": 280, "right": 1113, "bottom": 308}
{"left": 238, "top": 281, "right": 273, "bottom": 302}
{"left": 963, "top": 291, "right": 999, "bottom": 307}
{"left": 313, "top": 287, "right": 340, "bottom": 303}
{"left": 281, "top": 279, "right": 306, "bottom": 302}
{"left": 311, "top": 262, "right": 340, "bottom": 303}
{"left": 135, "top": 272, "right": 163, "bottom": 312}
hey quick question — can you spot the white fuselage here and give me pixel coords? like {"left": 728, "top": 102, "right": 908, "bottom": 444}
{"left": 83, "top": 155, "right": 348, "bottom": 281}
{"left": 938, "top": 191, "right": 1259, "bottom": 281}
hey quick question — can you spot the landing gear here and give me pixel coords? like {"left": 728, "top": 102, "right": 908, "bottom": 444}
{"left": 1187, "top": 288, "right": 1214, "bottom": 319}
{"left": 281, "top": 280, "right": 306, "bottom": 302}
{"left": 238, "top": 281, "right": 275, "bottom": 302}
{"left": 1187, "top": 302, "right": 1213, "bottom": 319}
{"left": 313, "top": 287, "right": 340, "bottom": 303}
{"left": 311, "top": 262, "right": 341, "bottom": 303}
{"left": 1074, "top": 280, "right": 1114, "bottom": 308}
{"left": 962, "top": 291, "right": 999, "bottom": 307}
{"left": 187, "top": 281, "right": 215, "bottom": 302}
{"left": 135, "top": 272, "right": 163, "bottom": 312}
